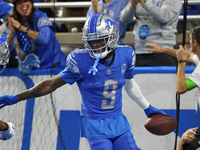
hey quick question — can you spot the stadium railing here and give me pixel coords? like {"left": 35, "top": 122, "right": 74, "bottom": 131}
{"left": 13, "top": 1, "right": 200, "bottom": 51}
{"left": 32, "top": 1, "right": 200, "bottom": 46}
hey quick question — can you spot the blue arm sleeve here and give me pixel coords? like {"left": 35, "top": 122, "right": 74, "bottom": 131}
{"left": 35, "top": 26, "right": 50, "bottom": 45}
{"left": 60, "top": 67, "right": 80, "bottom": 85}
{"left": 125, "top": 69, "right": 134, "bottom": 79}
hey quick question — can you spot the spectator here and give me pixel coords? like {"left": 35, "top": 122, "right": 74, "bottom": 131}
{"left": 120, "top": 0, "right": 182, "bottom": 66}
{"left": 34, "top": 0, "right": 68, "bottom": 32}
{"left": 178, "top": 127, "right": 200, "bottom": 150}
{"left": 60, "top": 0, "right": 90, "bottom": 32}
{"left": 146, "top": 26, "right": 200, "bottom": 104}
{"left": 87, "top": 0, "right": 129, "bottom": 45}
{"left": 7, "top": 0, "right": 66, "bottom": 75}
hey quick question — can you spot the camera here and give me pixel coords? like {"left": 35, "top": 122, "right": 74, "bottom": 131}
{"left": 187, "top": 127, "right": 200, "bottom": 150}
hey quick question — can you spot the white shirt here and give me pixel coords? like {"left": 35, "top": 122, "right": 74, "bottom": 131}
{"left": 189, "top": 54, "right": 200, "bottom": 111}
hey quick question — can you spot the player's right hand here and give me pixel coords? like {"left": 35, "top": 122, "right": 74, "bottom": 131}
{"left": 0, "top": 95, "right": 19, "bottom": 109}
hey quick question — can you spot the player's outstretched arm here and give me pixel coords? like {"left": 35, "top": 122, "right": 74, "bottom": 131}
{"left": 18, "top": 74, "right": 67, "bottom": 101}
{"left": 0, "top": 74, "right": 67, "bottom": 109}
{"left": 124, "top": 78, "right": 166, "bottom": 118}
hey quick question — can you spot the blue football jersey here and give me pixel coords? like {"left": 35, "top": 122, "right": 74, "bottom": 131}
{"left": 60, "top": 45, "right": 135, "bottom": 119}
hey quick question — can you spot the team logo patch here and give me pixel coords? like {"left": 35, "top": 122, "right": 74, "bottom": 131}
{"left": 105, "top": 19, "right": 117, "bottom": 31}
{"left": 107, "top": 69, "right": 111, "bottom": 75}
{"left": 121, "top": 63, "right": 126, "bottom": 74}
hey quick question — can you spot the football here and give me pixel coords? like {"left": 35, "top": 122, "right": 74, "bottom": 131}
{"left": 144, "top": 114, "right": 177, "bottom": 135}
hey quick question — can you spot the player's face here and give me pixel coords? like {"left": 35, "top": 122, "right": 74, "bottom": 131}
{"left": 16, "top": 0, "right": 33, "bottom": 17}
{"left": 90, "top": 39, "right": 106, "bottom": 53}
{"left": 190, "top": 34, "right": 197, "bottom": 53}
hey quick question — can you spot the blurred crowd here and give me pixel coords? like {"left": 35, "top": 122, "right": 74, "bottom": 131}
{"left": 0, "top": 0, "right": 200, "bottom": 73}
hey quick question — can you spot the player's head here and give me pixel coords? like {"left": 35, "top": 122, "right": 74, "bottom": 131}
{"left": 0, "top": 32, "right": 10, "bottom": 72}
{"left": 82, "top": 13, "right": 119, "bottom": 59}
{"left": 190, "top": 26, "right": 200, "bottom": 53}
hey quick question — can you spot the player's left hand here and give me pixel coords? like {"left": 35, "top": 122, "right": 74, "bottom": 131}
{"left": 0, "top": 95, "right": 19, "bottom": 109}
{"left": 144, "top": 104, "right": 167, "bottom": 118}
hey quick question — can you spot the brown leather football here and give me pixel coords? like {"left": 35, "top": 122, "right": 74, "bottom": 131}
{"left": 144, "top": 114, "right": 177, "bottom": 135}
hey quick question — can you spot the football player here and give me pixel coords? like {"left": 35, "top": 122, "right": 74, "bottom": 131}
{"left": 0, "top": 121, "right": 15, "bottom": 141}
{"left": 0, "top": 0, "right": 13, "bottom": 33}
{"left": 0, "top": 32, "right": 15, "bottom": 141}
{"left": 0, "top": 13, "right": 166, "bottom": 149}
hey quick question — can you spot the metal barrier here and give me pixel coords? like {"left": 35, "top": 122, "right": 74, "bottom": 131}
{"left": 10, "top": 1, "right": 200, "bottom": 22}
{"left": 32, "top": 1, "right": 200, "bottom": 8}
{"left": 13, "top": 1, "right": 197, "bottom": 47}
{"left": 55, "top": 31, "right": 190, "bottom": 46}
{"left": 32, "top": 1, "right": 200, "bottom": 22}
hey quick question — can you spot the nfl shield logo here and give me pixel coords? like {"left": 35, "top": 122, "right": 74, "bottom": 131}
{"left": 107, "top": 69, "right": 111, "bottom": 75}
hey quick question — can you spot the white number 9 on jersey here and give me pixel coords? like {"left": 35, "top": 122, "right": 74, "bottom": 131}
{"left": 101, "top": 79, "right": 118, "bottom": 109}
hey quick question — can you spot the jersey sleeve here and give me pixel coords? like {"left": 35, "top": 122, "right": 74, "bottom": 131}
{"left": 125, "top": 46, "right": 136, "bottom": 79}
{"left": 60, "top": 51, "right": 82, "bottom": 85}
{"left": 35, "top": 9, "right": 53, "bottom": 29}
{"left": 86, "top": 6, "right": 94, "bottom": 18}
{"left": 192, "top": 54, "right": 199, "bottom": 66}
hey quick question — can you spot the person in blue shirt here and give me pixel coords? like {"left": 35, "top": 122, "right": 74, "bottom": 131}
{"left": 0, "top": 13, "right": 166, "bottom": 150}
{"left": 87, "top": 0, "right": 129, "bottom": 45}
{"left": 7, "top": 0, "right": 66, "bottom": 75}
